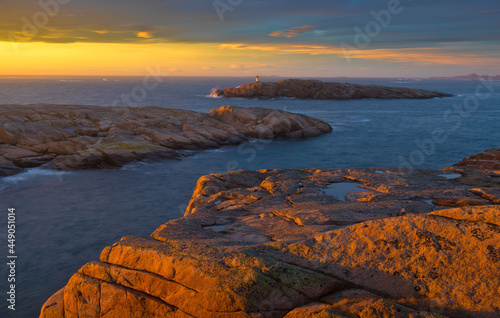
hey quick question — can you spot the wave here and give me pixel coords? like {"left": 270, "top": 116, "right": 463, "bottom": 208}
{"left": 0, "top": 168, "right": 69, "bottom": 189}
{"left": 346, "top": 116, "right": 371, "bottom": 123}
{"left": 188, "top": 148, "right": 231, "bottom": 159}
{"left": 207, "top": 88, "right": 222, "bottom": 98}
{"left": 121, "top": 161, "right": 148, "bottom": 171}
{"left": 206, "top": 94, "right": 222, "bottom": 99}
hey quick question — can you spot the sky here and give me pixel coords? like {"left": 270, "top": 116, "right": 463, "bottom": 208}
{"left": 0, "top": 0, "right": 499, "bottom": 77}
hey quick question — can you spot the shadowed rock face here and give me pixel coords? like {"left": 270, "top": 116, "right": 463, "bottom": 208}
{"left": 211, "top": 79, "right": 453, "bottom": 100}
{"left": 0, "top": 104, "right": 331, "bottom": 175}
{"left": 40, "top": 161, "right": 500, "bottom": 318}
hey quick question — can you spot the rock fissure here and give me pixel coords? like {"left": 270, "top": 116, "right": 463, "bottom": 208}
{"left": 260, "top": 254, "right": 411, "bottom": 306}
{"left": 78, "top": 272, "right": 196, "bottom": 317}
{"left": 469, "top": 188, "right": 500, "bottom": 205}
{"left": 94, "top": 261, "right": 200, "bottom": 293}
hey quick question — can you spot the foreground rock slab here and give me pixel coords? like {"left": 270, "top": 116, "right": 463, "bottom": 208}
{"left": 211, "top": 79, "right": 453, "bottom": 100}
{"left": 0, "top": 104, "right": 331, "bottom": 175}
{"left": 40, "top": 163, "right": 500, "bottom": 317}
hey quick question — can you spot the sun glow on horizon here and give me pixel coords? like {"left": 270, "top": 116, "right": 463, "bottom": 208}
{"left": 0, "top": 42, "right": 228, "bottom": 76}
{"left": 1, "top": 40, "right": 499, "bottom": 77}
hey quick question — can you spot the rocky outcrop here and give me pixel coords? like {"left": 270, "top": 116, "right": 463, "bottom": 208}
{"left": 209, "top": 106, "right": 332, "bottom": 139}
{"left": 0, "top": 104, "right": 331, "bottom": 175}
{"left": 40, "top": 161, "right": 500, "bottom": 317}
{"left": 448, "top": 149, "right": 500, "bottom": 188}
{"left": 211, "top": 79, "right": 453, "bottom": 100}
{"left": 454, "top": 148, "right": 500, "bottom": 170}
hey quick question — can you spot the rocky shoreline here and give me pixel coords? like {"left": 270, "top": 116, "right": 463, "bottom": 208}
{"left": 40, "top": 149, "right": 500, "bottom": 318}
{"left": 0, "top": 104, "right": 332, "bottom": 176}
{"left": 211, "top": 79, "right": 453, "bottom": 100}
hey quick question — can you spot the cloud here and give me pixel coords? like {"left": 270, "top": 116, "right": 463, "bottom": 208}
{"left": 229, "top": 64, "right": 245, "bottom": 69}
{"left": 168, "top": 67, "right": 182, "bottom": 72}
{"left": 220, "top": 43, "right": 342, "bottom": 55}
{"left": 220, "top": 42, "right": 500, "bottom": 66}
{"left": 136, "top": 31, "right": 154, "bottom": 39}
{"left": 201, "top": 66, "right": 216, "bottom": 71}
{"left": 344, "top": 48, "right": 500, "bottom": 66}
{"left": 269, "top": 25, "right": 315, "bottom": 38}
{"left": 0, "top": 0, "right": 498, "bottom": 57}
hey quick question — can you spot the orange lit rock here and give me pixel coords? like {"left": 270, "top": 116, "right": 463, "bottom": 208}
{"left": 40, "top": 163, "right": 500, "bottom": 317}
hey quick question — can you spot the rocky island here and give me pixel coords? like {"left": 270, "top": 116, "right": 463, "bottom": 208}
{"left": 0, "top": 104, "right": 332, "bottom": 176}
{"left": 211, "top": 79, "right": 453, "bottom": 100}
{"left": 40, "top": 149, "right": 500, "bottom": 318}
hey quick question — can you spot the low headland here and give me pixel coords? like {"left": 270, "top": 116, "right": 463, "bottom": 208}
{"left": 40, "top": 148, "right": 500, "bottom": 318}
{"left": 211, "top": 79, "right": 453, "bottom": 100}
{"left": 0, "top": 104, "right": 332, "bottom": 176}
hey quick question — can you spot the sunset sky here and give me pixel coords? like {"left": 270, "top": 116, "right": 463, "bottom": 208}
{"left": 1, "top": 0, "right": 499, "bottom": 77}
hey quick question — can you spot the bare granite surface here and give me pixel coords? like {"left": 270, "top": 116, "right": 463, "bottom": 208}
{"left": 0, "top": 104, "right": 332, "bottom": 175}
{"left": 40, "top": 150, "right": 500, "bottom": 317}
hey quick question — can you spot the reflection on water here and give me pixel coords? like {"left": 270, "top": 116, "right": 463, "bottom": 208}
{"left": 204, "top": 224, "right": 229, "bottom": 231}
{"left": 438, "top": 173, "right": 462, "bottom": 180}
{"left": 324, "top": 182, "right": 365, "bottom": 202}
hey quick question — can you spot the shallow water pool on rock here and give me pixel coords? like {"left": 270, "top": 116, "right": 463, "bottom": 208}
{"left": 324, "top": 182, "right": 366, "bottom": 201}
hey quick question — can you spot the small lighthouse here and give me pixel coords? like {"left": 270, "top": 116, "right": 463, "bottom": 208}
{"left": 256, "top": 76, "right": 260, "bottom": 83}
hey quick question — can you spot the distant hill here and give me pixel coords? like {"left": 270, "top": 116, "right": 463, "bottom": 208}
{"left": 431, "top": 73, "right": 500, "bottom": 80}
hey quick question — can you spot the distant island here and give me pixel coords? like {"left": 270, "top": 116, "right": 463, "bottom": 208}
{"left": 211, "top": 79, "right": 453, "bottom": 100}
{"left": 431, "top": 73, "right": 500, "bottom": 80}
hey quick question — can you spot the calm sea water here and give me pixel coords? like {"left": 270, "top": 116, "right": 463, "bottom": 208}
{"left": 0, "top": 76, "right": 499, "bottom": 317}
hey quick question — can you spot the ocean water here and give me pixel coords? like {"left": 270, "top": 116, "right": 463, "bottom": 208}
{"left": 0, "top": 76, "right": 499, "bottom": 317}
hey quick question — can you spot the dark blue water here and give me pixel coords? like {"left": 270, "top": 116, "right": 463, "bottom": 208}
{"left": 0, "top": 76, "right": 499, "bottom": 317}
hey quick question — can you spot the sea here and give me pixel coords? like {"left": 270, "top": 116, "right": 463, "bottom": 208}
{"left": 0, "top": 76, "right": 499, "bottom": 317}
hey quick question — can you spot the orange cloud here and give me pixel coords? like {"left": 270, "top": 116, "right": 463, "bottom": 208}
{"left": 220, "top": 42, "right": 500, "bottom": 66}
{"left": 230, "top": 64, "right": 245, "bottom": 69}
{"left": 220, "top": 43, "right": 343, "bottom": 55}
{"left": 136, "top": 31, "right": 154, "bottom": 39}
{"left": 345, "top": 47, "right": 500, "bottom": 65}
{"left": 269, "top": 25, "right": 314, "bottom": 38}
